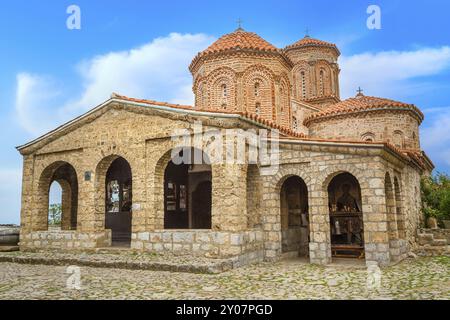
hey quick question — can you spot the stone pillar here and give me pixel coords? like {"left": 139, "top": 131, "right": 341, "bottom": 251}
{"left": 19, "top": 155, "right": 35, "bottom": 236}
{"left": 211, "top": 164, "right": 248, "bottom": 232}
{"left": 363, "top": 174, "right": 391, "bottom": 266}
{"left": 309, "top": 187, "right": 332, "bottom": 265}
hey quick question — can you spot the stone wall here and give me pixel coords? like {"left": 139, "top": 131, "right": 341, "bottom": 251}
{"left": 20, "top": 230, "right": 111, "bottom": 250}
{"left": 130, "top": 230, "right": 264, "bottom": 261}
{"left": 307, "top": 111, "right": 421, "bottom": 150}
{"left": 17, "top": 102, "right": 425, "bottom": 267}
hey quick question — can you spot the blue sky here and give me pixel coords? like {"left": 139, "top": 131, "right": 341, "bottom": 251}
{"left": 1, "top": 0, "right": 450, "bottom": 224}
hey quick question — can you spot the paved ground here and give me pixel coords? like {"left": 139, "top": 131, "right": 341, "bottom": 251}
{"left": 0, "top": 256, "right": 448, "bottom": 300}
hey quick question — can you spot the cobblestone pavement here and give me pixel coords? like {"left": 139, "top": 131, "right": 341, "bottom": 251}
{"left": 0, "top": 256, "right": 448, "bottom": 300}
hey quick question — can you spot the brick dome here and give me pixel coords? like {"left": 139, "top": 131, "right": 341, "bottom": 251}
{"left": 190, "top": 28, "right": 283, "bottom": 71}
{"left": 285, "top": 35, "right": 340, "bottom": 56}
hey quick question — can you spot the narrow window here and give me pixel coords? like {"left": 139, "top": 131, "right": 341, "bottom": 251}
{"left": 254, "top": 82, "right": 260, "bottom": 97}
{"left": 319, "top": 70, "right": 324, "bottom": 96}
{"left": 221, "top": 84, "right": 227, "bottom": 98}
{"left": 292, "top": 116, "right": 298, "bottom": 131}
{"left": 301, "top": 71, "right": 306, "bottom": 99}
{"left": 255, "top": 102, "right": 261, "bottom": 115}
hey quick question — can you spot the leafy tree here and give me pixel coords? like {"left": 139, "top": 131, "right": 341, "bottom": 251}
{"left": 48, "top": 203, "right": 62, "bottom": 226}
{"left": 421, "top": 173, "right": 450, "bottom": 226}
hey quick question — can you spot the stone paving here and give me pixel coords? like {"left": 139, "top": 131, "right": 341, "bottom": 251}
{"left": 0, "top": 256, "right": 448, "bottom": 300}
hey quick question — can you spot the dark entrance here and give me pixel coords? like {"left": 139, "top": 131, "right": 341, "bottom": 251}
{"left": 105, "top": 157, "right": 132, "bottom": 246}
{"left": 164, "top": 148, "right": 212, "bottom": 229}
{"left": 328, "top": 172, "right": 364, "bottom": 259}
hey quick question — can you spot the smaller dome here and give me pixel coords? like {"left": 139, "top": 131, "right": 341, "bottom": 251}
{"left": 304, "top": 94, "right": 424, "bottom": 126}
{"left": 285, "top": 35, "right": 340, "bottom": 56}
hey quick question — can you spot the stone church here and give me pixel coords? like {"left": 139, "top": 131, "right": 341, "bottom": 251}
{"left": 17, "top": 27, "right": 434, "bottom": 267}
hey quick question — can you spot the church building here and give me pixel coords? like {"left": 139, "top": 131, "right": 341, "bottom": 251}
{"left": 16, "top": 27, "right": 434, "bottom": 267}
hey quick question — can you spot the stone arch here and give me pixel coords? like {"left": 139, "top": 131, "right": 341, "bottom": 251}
{"left": 327, "top": 171, "right": 365, "bottom": 259}
{"left": 394, "top": 176, "right": 405, "bottom": 239}
{"left": 361, "top": 132, "right": 376, "bottom": 142}
{"left": 154, "top": 147, "right": 213, "bottom": 230}
{"left": 261, "top": 167, "right": 312, "bottom": 260}
{"left": 95, "top": 155, "right": 133, "bottom": 226}
{"left": 280, "top": 175, "right": 310, "bottom": 257}
{"left": 35, "top": 161, "right": 78, "bottom": 232}
{"left": 393, "top": 130, "right": 404, "bottom": 149}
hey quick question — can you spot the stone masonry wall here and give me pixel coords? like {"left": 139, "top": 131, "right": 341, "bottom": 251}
{"left": 307, "top": 111, "right": 421, "bottom": 150}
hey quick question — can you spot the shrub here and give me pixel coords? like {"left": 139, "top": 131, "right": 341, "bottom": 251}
{"left": 421, "top": 173, "right": 450, "bottom": 226}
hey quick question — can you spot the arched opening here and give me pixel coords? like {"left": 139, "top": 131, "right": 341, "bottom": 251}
{"left": 36, "top": 162, "right": 78, "bottom": 232}
{"left": 105, "top": 157, "right": 132, "bottom": 246}
{"left": 394, "top": 177, "right": 405, "bottom": 239}
{"left": 164, "top": 148, "right": 212, "bottom": 229}
{"left": 385, "top": 173, "right": 398, "bottom": 242}
{"left": 48, "top": 181, "right": 63, "bottom": 229}
{"left": 280, "top": 176, "right": 309, "bottom": 257}
{"left": 328, "top": 172, "right": 364, "bottom": 259}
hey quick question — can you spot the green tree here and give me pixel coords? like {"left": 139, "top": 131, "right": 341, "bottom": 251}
{"left": 48, "top": 203, "right": 62, "bottom": 226}
{"left": 421, "top": 173, "right": 450, "bottom": 226}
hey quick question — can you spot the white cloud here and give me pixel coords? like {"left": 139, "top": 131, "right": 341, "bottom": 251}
{"left": 15, "top": 33, "right": 215, "bottom": 136}
{"left": 0, "top": 168, "right": 22, "bottom": 225}
{"left": 421, "top": 108, "right": 450, "bottom": 169}
{"left": 15, "top": 73, "right": 63, "bottom": 136}
{"left": 340, "top": 46, "right": 450, "bottom": 99}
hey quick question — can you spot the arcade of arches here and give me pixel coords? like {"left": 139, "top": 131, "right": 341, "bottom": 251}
{"left": 18, "top": 110, "right": 424, "bottom": 269}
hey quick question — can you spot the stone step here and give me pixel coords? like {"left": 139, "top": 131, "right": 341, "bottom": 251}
{"left": 0, "top": 246, "right": 19, "bottom": 252}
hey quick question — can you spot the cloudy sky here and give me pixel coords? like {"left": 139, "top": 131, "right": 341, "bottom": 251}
{"left": 1, "top": 0, "right": 450, "bottom": 224}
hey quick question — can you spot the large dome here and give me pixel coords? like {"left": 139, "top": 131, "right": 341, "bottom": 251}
{"left": 190, "top": 28, "right": 282, "bottom": 71}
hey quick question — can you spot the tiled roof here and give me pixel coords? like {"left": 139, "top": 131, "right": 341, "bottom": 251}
{"left": 112, "top": 93, "right": 305, "bottom": 138}
{"left": 285, "top": 36, "right": 340, "bottom": 55}
{"left": 200, "top": 28, "right": 279, "bottom": 55}
{"left": 304, "top": 94, "right": 424, "bottom": 125}
{"left": 190, "top": 28, "right": 284, "bottom": 70}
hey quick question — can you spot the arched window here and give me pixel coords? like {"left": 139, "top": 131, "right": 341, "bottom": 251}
{"left": 393, "top": 130, "right": 404, "bottom": 148}
{"left": 279, "top": 87, "right": 284, "bottom": 112}
{"left": 300, "top": 71, "right": 307, "bottom": 99}
{"left": 292, "top": 116, "right": 298, "bottom": 131}
{"left": 361, "top": 132, "right": 375, "bottom": 142}
{"left": 221, "top": 84, "right": 227, "bottom": 98}
{"left": 319, "top": 70, "right": 324, "bottom": 96}
{"left": 254, "top": 82, "right": 260, "bottom": 97}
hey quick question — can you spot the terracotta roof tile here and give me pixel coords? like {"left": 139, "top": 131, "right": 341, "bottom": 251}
{"left": 304, "top": 94, "right": 424, "bottom": 125}
{"left": 285, "top": 36, "right": 340, "bottom": 55}
{"left": 200, "top": 28, "right": 279, "bottom": 55}
{"left": 112, "top": 93, "right": 305, "bottom": 138}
